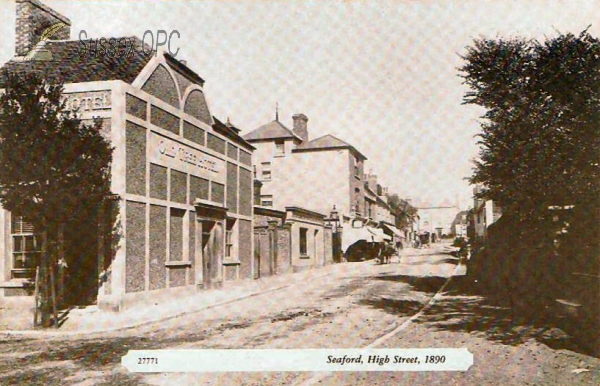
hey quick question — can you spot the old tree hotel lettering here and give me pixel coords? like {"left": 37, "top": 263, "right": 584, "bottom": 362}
{"left": 61, "top": 91, "right": 111, "bottom": 112}
{"left": 159, "top": 138, "right": 218, "bottom": 173}
{"left": 150, "top": 133, "right": 225, "bottom": 183}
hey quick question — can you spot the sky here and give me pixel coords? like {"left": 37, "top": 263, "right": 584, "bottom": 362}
{"left": 1, "top": 0, "right": 599, "bottom": 209}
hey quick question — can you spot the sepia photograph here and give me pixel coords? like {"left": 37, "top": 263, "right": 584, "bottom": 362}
{"left": 0, "top": 0, "right": 598, "bottom": 384}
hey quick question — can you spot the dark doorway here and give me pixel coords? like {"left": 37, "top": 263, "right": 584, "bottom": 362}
{"left": 332, "top": 232, "right": 342, "bottom": 263}
{"left": 201, "top": 220, "right": 222, "bottom": 289}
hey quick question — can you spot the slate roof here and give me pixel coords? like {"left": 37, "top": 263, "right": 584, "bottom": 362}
{"left": 243, "top": 119, "right": 302, "bottom": 142}
{"left": 0, "top": 37, "right": 154, "bottom": 87}
{"left": 293, "top": 134, "right": 367, "bottom": 160}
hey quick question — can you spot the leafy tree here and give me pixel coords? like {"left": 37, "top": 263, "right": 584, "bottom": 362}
{"left": 460, "top": 30, "right": 600, "bottom": 312}
{"left": 460, "top": 30, "right": 600, "bottom": 219}
{"left": 0, "top": 71, "right": 113, "bottom": 326}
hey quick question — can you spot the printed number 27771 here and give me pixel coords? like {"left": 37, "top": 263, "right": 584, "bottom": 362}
{"left": 138, "top": 358, "right": 158, "bottom": 365}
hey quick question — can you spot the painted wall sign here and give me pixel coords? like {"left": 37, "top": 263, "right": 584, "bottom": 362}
{"left": 148, "top": 132, "right": 225, "bottom": 183}
{"left": 61, "top": 90, "right": 111, "bottom": 112}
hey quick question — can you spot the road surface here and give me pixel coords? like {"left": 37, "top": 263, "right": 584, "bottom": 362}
{"left": 1, "top": 243, "right": 598, "bottom": 385}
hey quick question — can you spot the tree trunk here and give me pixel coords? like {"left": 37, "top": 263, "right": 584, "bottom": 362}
{"left": 40, "top": 224, "right": 51, "bottom": 328}
{"left": 50, "top": 263, "right": 58, "bottom": 328}
{"left": 33, "top": 266, "right": 40, "bottom": 327}
{"left": 40, "top": 219, "right": 62, "bottom": 328}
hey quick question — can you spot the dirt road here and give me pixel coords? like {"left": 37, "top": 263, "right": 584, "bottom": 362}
{"left": 1, "top": 244, "right": 598, "bottom": 385}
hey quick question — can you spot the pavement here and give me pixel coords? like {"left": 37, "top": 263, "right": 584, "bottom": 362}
{"left": 2, "top": 261, "right": 350, "bottom": 337}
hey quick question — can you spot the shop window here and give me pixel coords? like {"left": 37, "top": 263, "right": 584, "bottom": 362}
{"left": 260, "top": 195, "right": 273, "bottom": 207}
{"left": 299, "top": 228, "right": 308, "bottom": 256}
{"left": 261, "top": 162, "right": 271, "bottom": 180}
{"left": 11, "top": 216, "right": 41, "bottom": 279}
{"left": 275, "top": 140, "right": 285, "bottom": 156}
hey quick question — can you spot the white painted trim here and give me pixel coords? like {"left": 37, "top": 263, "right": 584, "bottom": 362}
{"left": 131, "top": 54, "right": 166, "bottom": 89}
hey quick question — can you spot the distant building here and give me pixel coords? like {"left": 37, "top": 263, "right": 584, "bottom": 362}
{"left": 472, "top": 185, "right": 503, "bottom": 242}
{"left": 417, "top": 204, "right": 461, "bottom": 239}
{"left": 451, "top": 210, "right": 469, "bottom": 237}
{"left": 244, "top": 113, "right": 368, "bottom": 223}
{"left": 244, "top": 113, "right": 401, "bottom": 261}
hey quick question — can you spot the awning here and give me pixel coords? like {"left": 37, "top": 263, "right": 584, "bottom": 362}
{"left": 381, "top": 223, "right": 405, "bottom": 239}
{"left": 341, "top": 223, "right": 373, "bottom": 252}
{"left": 341, "top": 224, "right": 393, "bottom": 252}
{"left": 367, "top": 227, "right": 391, "bottom": 242}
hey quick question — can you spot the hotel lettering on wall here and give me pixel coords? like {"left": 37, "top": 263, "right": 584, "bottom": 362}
{"left": 61, "top": 91, "right": 111, "bottom": 112}
{"left": 148, "top": 132, "right": 225, "bottom": 183}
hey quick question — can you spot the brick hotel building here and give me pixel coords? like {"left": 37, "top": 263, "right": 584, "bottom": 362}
{"left": 0, "top": 0, "right": 254, "bottom": 327}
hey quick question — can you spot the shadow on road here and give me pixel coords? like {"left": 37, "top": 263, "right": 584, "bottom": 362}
{"left": 362, "top": 273, "right": 594, "bottom": 357}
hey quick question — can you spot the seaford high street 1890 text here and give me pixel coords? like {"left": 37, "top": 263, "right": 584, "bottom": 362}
{"left": 326, "top": 354, "right": 422, "bottom": 366}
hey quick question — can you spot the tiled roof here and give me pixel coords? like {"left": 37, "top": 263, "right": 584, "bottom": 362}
{"left": 0, "top": 37, "right": 153, "bottom": 87}
{"left": 243, "top": 120, "right": 302, "bottom": 142}
{"left": 294, "top": 134, "right": 367, "bottom": 160}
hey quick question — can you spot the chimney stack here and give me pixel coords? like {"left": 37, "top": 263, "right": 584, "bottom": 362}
{"left": 292, "top": 113, "right": 308, "bottom": 143}
{"left": 15, "top": 0, "right": 71, "bottom": 57}
{"left": 366, "top": 174, "right": 377, "bottom": 190}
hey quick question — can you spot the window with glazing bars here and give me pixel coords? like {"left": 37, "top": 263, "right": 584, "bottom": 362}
{"left": 11, "top": 216, "right": 41, "bottom": 279}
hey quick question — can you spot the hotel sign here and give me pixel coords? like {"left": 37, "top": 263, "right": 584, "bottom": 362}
{"left": 61, "top": 91, "right": 111, "bottom": 112}
{"left": 148, "top": 132, "right": 225, "bottom": 183}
